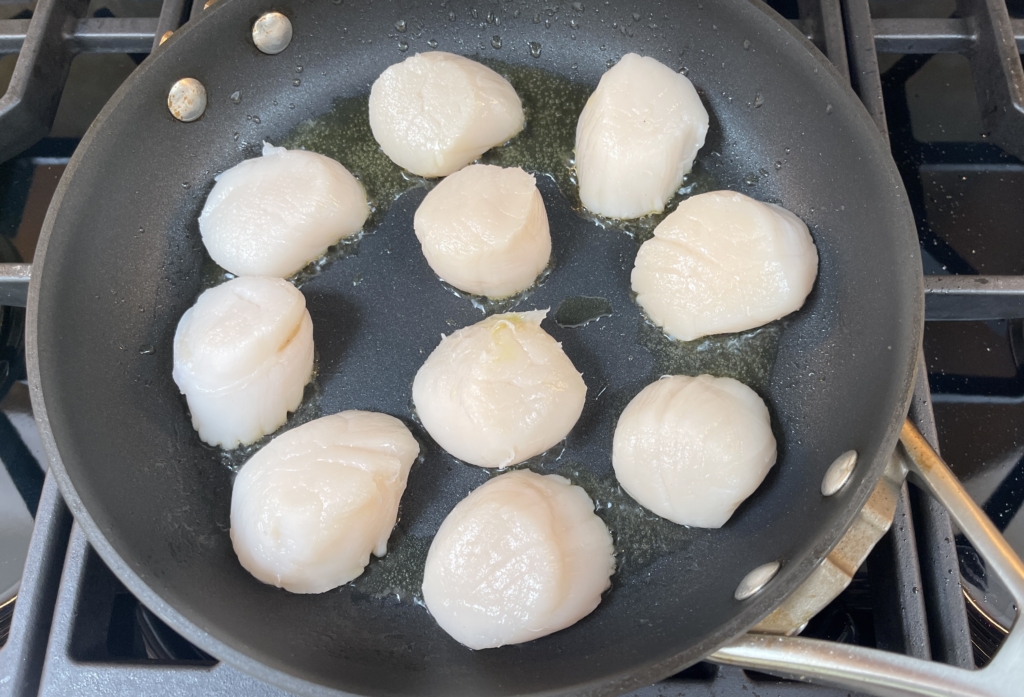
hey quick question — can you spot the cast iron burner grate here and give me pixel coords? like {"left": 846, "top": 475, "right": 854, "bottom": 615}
{"left": 0, "top": 0, "right": 1022, "bottom": 694}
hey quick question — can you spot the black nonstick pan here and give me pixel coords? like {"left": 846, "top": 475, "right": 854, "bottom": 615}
{"left": 27, "top": 0, "right": 926, "bottom": 695}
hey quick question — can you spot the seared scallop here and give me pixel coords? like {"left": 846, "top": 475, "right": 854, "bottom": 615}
{"left": 412, "top": 310, "right": 586, "bottom": 468}
{"left": 231, "top": 411, "right": 420, "bottom": 593}
{"left": 612, "top": 375, "right": 777, "bottom": 528}
{"left": 172, "top": 276, "right": 313, "bottom": 449}
{"left": 414, "top": 164, "right": 550, "bottom": 298}
{"left": 369, "top": 52, "right": 524, "bottom": 177}
{"left": 575, "top": 53, "right": 709, "bottom": 219}
{"left": 632, "top": 191, "right": 818, "bottom": 341}
{"left": 199, "top": 143, "right": 369, "bottom": 278}
{"left": 422, "top": 470, "right": 615, "bottom": 649}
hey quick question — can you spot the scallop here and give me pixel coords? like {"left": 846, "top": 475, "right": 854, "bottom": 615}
{"left": 422, "top": 470, "right": 614, "bottom": 649}
{"left": 612, "top": 375, "right": 777, "bottom": 528}
{"left": 369, "top": 52, "right": 525, "bottom": 177}
{"left": 199, "top": 142, "right": 369, "bottom": 278}
{"left": 632, "top": 191, "right": 818, "bottom": 341}
{"left": 412, "top": 310, "right": 586, "bottom": 468}
{"left": 414, "top": 164, "right": 550, "bottom": 298}
{"left": 231, "top": 411, "right": 420, "bottom": 593}
{"left": 172, "top": 276, "right": 313, "bottom": 449}
{"left": 575, "top": 53, "right": 709, "bottom": 219}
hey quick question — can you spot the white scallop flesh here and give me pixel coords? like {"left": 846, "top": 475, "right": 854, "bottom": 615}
{"left": 172, "top": 276, "right": 313, "bottom": 449}
{"left": 422, "top": 470, "right": 614, "bottom": 649}
{"left": 199, "top": 142, "right": 369, "bottom": 278}
{"left": 575, "top": 53, "right": 709, "bottom": 219}
{"left": 412, "top": 310, "right": 586, "bottom": 468}
{"left": 631, "top": 191, "right": 819, "bottom": 341}
{"left": 231, "top": 411, "right": 420, "bottom": 594}
{"left": 414, "top": 164, "right": 550, "bottom": 298}
{"left": 369, "top": 52, "right": 525, "bottom": 177}
{"left": 612, "top": 375, "right": 777, "bottom": 528}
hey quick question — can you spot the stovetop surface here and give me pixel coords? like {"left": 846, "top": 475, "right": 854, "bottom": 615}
{"left": 0, "top": 0, "right": 1022, "bottom": 694}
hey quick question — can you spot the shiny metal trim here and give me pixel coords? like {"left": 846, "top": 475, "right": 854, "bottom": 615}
{"left": 252, "top": 12, "right": 292, "bottom": 55}
{"left": 167, "top": 77, "right": 206, "bottom": 123}
{"left": 0, "top": 263, "right": 31, "bottom": 308}
{"left": 822, "top": 449, "right": 858, "bottom": 496}
{"left": 735, "top": 562, "right": 781, "bottom": 601}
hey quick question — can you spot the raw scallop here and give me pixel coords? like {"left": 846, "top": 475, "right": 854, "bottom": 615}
{"left": 612, "top": 375, "right": 777, "bottom": 528}
{"left": 369, "top": 52, "right": 524, "bottom": 177}
{"left": 575, "top": 53, "right": 709, "bottom": 219}
{"left": 422, "top": 470, "right": 614, "bottom": 649}
{"left": 199, "top": 143, "right": 369, "bottom": 278}
{"left": 231, "top": 411, "right": 420, "bottom": 593}
{"left": 412, "top": 310, "right": 586, "bottom": 468}
{"left": 414, "top": 164, "right": 550, "bottom": 298}
{"left": 631, "top": 190, "right": 819, "bottom": 341}
{"left": 172, "top": 276, "right": 313, "bottom": 449}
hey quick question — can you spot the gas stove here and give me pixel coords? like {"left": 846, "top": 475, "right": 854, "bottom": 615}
{"left": 0, "top": 0, "right": 1021, "bottom": 695}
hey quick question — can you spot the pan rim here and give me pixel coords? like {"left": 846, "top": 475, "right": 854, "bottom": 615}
{"left": 25, "top": 0, "right": 924, "bottom": 694}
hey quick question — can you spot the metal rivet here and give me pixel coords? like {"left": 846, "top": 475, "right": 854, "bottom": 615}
{"left": 253, "top": 12, "right": 292, "bottom": 55}
{"left": 735, "top": 561, "right": 780, "bottom": 601}
{"left": 159, "top": 30, "right": 173, "bottom": 45}
{"left": 821, "top": 450, "right": 858, "bottom": 496}
{"left": 167, "top": 78, "right": 207, "bottom": 122}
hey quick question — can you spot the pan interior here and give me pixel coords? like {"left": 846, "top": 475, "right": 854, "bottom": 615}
{"left": 31, "top": 0, "right": 922, "bottom": 695}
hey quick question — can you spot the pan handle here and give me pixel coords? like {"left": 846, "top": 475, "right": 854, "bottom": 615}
{"left": 0, "top": 264, "right": 31, "bottom": 307}
{"left": 710, "top": 419, "right": 1024, "bottom": 697}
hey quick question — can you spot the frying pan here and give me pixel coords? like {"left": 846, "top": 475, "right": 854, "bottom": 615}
{"left": 21, "top": 0, "right": 953, "bottom": 694}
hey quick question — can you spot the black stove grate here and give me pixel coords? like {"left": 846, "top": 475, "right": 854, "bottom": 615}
{"left": 0, "top": 0, "right": 1022, "bottom": 694}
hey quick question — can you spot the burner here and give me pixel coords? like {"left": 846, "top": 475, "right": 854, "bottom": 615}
{"left": 4, "top": 0, "right": 1023, "bottom": 694}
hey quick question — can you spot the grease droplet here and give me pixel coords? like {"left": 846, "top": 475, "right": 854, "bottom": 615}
{"left": 529, "top": 41, "right": 542, "bottom": 57}
{"left": 139, "top": 345, "right": 155, "bottom": 355}
{"left": 491, "top": 35, "right": 502, "bottom": 49}
{"left": 229, "top": 90, "right": 241, "bottom": 104}
{"left": 395, "top": 19, "right": 407, "bottom": 32}
{"left": 398, "top": 40, "right": 408, "bottom": 52}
